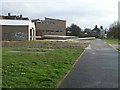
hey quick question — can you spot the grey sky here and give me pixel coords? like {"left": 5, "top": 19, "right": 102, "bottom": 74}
{"left": 1, "top": 0, "right": 119, "bottom": 29}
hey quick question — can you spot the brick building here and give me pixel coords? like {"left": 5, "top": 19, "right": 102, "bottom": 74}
{"left": 35, "top": 17, "right": 66, "bottom": 36}
{"left": 1, "top": 13, "right": 66, "bottom": 41}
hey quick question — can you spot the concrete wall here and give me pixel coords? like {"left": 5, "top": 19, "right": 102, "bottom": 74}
{"left": 36, "top": 18, "right": 66, "bottom": 36}
{"left": 1, "top": 25, "right": 28, "bottom": 41}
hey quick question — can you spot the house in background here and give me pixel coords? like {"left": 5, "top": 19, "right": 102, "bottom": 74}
{"left": 91, "top": 25, "right": 105, "bottom": 38}
{"left": 0, "top": 13, "right": 36, "bottom": 41}
{"left": 34, "top": 17, "right": 66, "bottom": 38}
{"left": 99, "top": 26, "right": 106, "bottom": 38}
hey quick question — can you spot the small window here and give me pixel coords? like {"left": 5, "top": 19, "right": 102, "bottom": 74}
{"left": 41, "top": 30, "right": 44, "bottom": 32}
{"left": 56, "top": 30, "right": 59, "bottom": 32}
{"left": 51, "top": 30, "right": 54, "bottom": 32}
{"left": 46, "top": 30, "right": 49, "bottom": 32}
{"left": 60, "top": 30, "right": 63, "bottom": 32}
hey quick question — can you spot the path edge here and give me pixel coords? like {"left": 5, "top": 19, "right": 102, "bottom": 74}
{"left": 55, "top": 47, "right": 86, "bottom": 89}
{"left": 104, "top": 41, "right": 120, "bottom": 52}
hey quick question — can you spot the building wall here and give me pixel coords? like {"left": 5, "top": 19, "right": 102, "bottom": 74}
{"left": 91, "top": 29, "right": 100, "bottom": 38}
{"left": 100, "top": 30, "right": 105, "bottom": 38}
{"left": 2, "top": 25, "right": 28, "bottom": 41}
{"left": 0, "top": 16, "right": 3, "bottom": 20}
{"left": 36, "top": 18, "right": 66, "bottom": 36}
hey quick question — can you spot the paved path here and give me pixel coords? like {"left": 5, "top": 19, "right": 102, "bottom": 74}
{"left": 57, "top": 39, "right": 118, "bottom": 88}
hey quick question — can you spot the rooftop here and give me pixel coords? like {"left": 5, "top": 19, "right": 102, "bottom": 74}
{"left": 45, "top": 17, "right": 66, "bottom": 22}
{"left": 0, "top": 20, "right": 30, "bottom": 26}
{"left": 0, "top": 13, "right": 29, "bottom": 20}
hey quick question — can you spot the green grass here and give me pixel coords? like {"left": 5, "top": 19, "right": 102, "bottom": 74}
{"left": 103, "top": 38, "right": 119, "bottom": 44}
{"left": 118, "top": 48, "right": 120, "bottom": 51}
{"left": 0, "top": 47, "right": 2, "bottom": 89}
{"left": 2, "top": 47, "right": 84, "bottom": 88}
{"left": 103, "top": 38, "right": 120, "bottom": 51}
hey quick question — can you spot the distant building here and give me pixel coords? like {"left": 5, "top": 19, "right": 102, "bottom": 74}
{"left": 0, "top": 13, "right": 29, "bottom": 20}
{"left": 91, "top": 25, "right": 105, "bottom": 38}
{"left": 99, "top": 26, "right": 106, "bottom": 38}
{"left": 34, "top": 17, "right": 66, "bottom": 37}
{"left": 1, "top": 13, "right": 35, "bottom": 41}
{"left": 1, "top": 13, "right": 66, "bottom": 41}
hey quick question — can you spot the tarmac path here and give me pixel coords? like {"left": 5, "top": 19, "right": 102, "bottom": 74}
{"left": 57, "top": 39, "right": 118, "bottom": 88}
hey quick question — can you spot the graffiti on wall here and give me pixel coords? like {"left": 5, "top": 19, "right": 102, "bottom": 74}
{"left": 14, "top": 32, "right": 27, "bottom": 40}
{"left": 11, "top": 32, "right": 27, "bottom": 40}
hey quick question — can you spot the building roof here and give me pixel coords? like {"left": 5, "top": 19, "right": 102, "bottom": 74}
{"left": 31, "top": 19, "right": 40, "bottom": 22}
{"left": 99, "top": 28, "right": 104, "bottom": 32}
{"left": 92, "top": 25, "right": 105, "bottom": 32}
{"left": 92, "top": 28, "right": 100, "bottom": 31}
{"left": 0, "top": 20, "right": 30, "bottom": 26}
{"left": 0, "top": 13, "right": 29, "bottom": 20}
{"left": 45, "top": 17, "right": 66, "bottom": 22}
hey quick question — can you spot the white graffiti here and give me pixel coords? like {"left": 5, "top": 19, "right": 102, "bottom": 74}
{"left": 14, "top": 32, "right": 27, "bottom": 40}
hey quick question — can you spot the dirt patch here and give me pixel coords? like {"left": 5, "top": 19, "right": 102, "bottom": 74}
{"left": 2, "top": 40, "right": 91, "bottom": 49}
{"left": 8, "top": 50, "right": 47, "bottom": 54}
{"left": 27, "top": 48, "right": 55, "bottom": 51}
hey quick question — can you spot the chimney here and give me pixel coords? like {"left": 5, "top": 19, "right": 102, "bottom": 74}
{"left": 95, "top": 25, "right": 97, "bottom": 28}
{"left": 20, "top": 14, "right": 22, "bottom": 19}
{"left": 16, "top": 16, "right": 19, "bottom": 20}
{"left": 8, "top": 13, "right": 11, "bottom": 16}
{"left": 100, "top": 26, "right": 103, "bottom": 29}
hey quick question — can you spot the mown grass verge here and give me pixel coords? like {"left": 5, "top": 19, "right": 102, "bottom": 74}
{"left": 2, "top": 47, "right": 84, "bottom": 88}
{"left": 103, "top": 38, "right": 119, "bottom": 44}
{"left": 118, "top": 48, "right": 120, "bottom": 51}
{"left": 103, "top": 38, "right": 120, "bottom": 51}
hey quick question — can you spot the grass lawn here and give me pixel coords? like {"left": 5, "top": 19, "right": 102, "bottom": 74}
{"left": 0, "top": 47, "right": 2, "bottom": 88}
{"left": 2, "top": 47, "right": 84, "bottom": 88}
{"left": 118, "top": 48, "right": 120, "bottom": 51}
{"left": 103, "top": 38, "right": 120, "bottom": 51}
{"left": 103, "top": 38, "right": 119, "bottom": 44}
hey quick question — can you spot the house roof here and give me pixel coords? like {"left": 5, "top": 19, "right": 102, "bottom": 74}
{"left": 92, "top": 28, "right": 100, "bottom": 32}
{"left": 99, "top": 29, "right": 105, "bottom": 32}
{"left": 0, "top": 20, "right": 30, "bottom": 26}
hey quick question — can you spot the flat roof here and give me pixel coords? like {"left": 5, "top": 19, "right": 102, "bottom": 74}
{"left": 0, "top": 20, "right": 30, "bottom": 26}
{"left": 45, "top": 17, "right": 66, "bottom": 22}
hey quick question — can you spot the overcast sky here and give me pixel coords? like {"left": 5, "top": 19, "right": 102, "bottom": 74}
{"left": 1, "top": 0, "right": 119, "bottom": 29}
